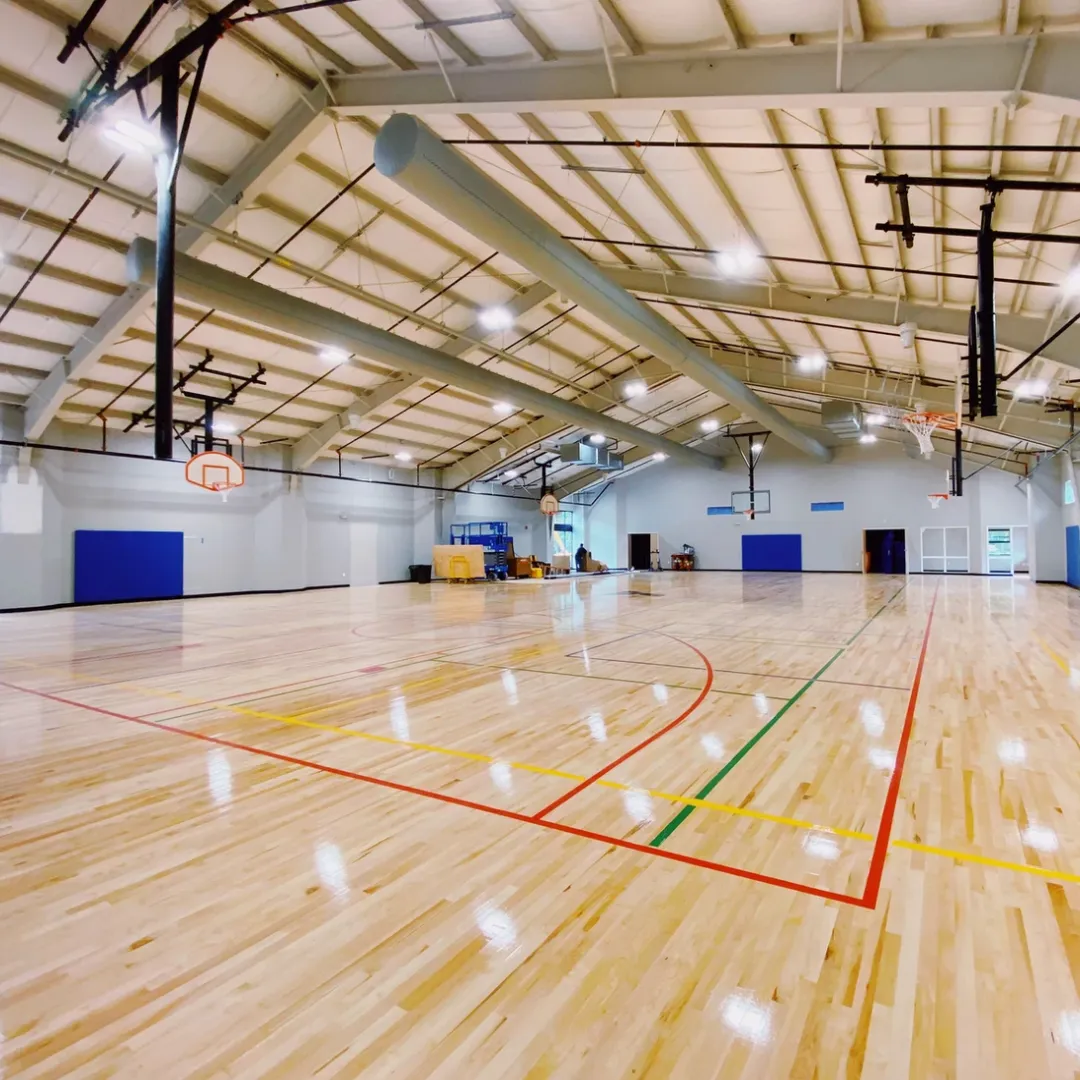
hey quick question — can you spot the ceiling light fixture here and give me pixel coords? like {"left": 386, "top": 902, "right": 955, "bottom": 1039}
{"left": 493, "top": 401, "right": 514, "bottom": 416}
{"left": 1062, "top": 267, "right": 1080, "bottom": 297}
{"left": 1015, "top": 379, "right": 1048, "bottom": 398}
{"left": 652, "top": 452, "right": 667, "bottom": 461}
{"left": 102, "top": 118, "right": 163, "bottom": 154}
{"left": 714, "top": 246, "right": 758, "bottom": 278}
{"left": 478, "top": 306, "right": 514, "bottom": 331}
{"left": 589, "top": 433, "right": 606, "bottom": 445}
{"left": 751, "top": 441, "right": 764, "bottom": 454}
{"left": 213, "top": 419, "right": 235, "bottom": 434}
{"left": 859, "top": 433, "right": 877, "bottom": 444}
{"left": 797, "top": 351, "right": 827, "bottom": 373}
{"left": 503, "top": 469, "right": 519, "bottom": 480}
{"left": 623, "top": 379, "right": 647, "bottom": 398}
{"left": 319, "top": 346, "right": 348, "bottom": 364}
{"left": 700, "top": 418, "right": 720, "bottom": 432}
{"left": 394, "top": 451, "right": 413, "bottom": 462}
{"left": 864, "top": 412, "right": 887, "bottom": 427}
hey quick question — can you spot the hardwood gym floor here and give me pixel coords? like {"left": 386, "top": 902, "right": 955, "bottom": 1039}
{"left": 2, "top": 573, "right": 1079, "bottom": 1078}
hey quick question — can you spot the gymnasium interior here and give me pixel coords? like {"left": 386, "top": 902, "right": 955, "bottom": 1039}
{"left": 3, "top": 0, "right": 1080, "bottom": 1076}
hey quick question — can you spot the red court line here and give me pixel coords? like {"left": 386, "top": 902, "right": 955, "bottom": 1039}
{"left": 861, "top": 586, "right": 939, "bottom": 908}
{"left": 531, "top": 637, "right": 715, "bottom": 820}
{"left": 0, "top": 679, "right": 860, "bottom": 905}
{"left": 70, "top": 644, "right": 202, "bottom": 664}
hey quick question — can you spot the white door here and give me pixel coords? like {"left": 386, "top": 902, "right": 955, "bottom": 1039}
{"left": 349, "top": 522, "right": 379, "bottom": 586}
{"left": 921, "top": 526, "right": 969, "bottom": 573}
{"left": 987, "top": 527, "right": 1014, "bottom": 576}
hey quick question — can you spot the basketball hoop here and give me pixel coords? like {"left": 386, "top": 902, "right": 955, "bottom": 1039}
{"left": 902, "top": 412, "right": 957, "bottom": 457}
{"left": 927, "top": 493, "right": 950, "bottom": 510}
{"left": 186, "top": 451, "right": 244, "bottom": 501}
{"left": 539, "top": 493, "right": 559, "bottom": 516}
{"left": 742, "top": 509, "right": 755, "bottom": 521}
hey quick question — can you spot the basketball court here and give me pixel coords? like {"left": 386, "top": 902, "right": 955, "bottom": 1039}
{"left": 4, "top": 0, "right": 1080, "bottom": 1077}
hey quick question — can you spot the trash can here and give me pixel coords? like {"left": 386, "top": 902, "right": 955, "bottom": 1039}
{"left": 409, "top": 564, "right": 432, "bottom": 584}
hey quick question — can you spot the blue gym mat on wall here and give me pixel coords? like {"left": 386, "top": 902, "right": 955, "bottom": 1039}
{"left": 742, "top": 533, "right": 803, "bottom": 572}
{"left": 74, "top": 530, "right": 184, "bottom": 604}
{"left": 1068, "top": 525, "right": 1080, "bottom": 590}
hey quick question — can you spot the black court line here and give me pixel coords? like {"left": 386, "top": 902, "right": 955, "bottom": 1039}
{"left": 435, "top": 658, "right": 790, "bottom": 699}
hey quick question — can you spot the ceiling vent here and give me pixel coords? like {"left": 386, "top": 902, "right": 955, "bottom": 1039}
{"left": 820, "top": 400, "right": 863, "bottom": 440}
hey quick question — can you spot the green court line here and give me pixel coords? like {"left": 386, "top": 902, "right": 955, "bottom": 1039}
{"left": 648, "top": 584, "right": 906, "bottom": 849}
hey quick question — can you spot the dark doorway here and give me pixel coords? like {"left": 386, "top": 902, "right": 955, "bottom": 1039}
{"left": 628, "top": 533, "right": 652, "bottom": 571}
{"left": 864, "top": 529, "right": 907, "bottom": 574}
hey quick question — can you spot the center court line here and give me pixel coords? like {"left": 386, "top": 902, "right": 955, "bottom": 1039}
{"left": 649, "top": 583, "right": 907, "bottom": 848}
{"left": 0, "top": 680, "right": 857, "bottom": 906}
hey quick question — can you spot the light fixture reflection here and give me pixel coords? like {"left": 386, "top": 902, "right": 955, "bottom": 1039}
{"left": 489, "top": 760, "right": 513, "bottom": 794}
{"left": 753, "top": 692, "right": 770, "bottom": 718}
{"left": 860, "top": 700, "right": 885, "bottom": 737}
{"left": 315, "top": 842, "right": 348, "bottom": 899}
{"left": 802, "top": 830, "right": 840, "bottom": 861}
{"left": 475, "top": 901, "right": 518, "bottom": 953}
{"left": 622, "top": 788, "right": 654, "bottom": 825}
{"left": 652, "top": 683, "right": 669, "bottom": 704}
{"left": 1059, "top": 1011, "right": 1080, "bottom": 1056}
{"left": 720, "top": 991, "right": 774, "bottom": 1046}
{"left": 587, "top": 711, "right": 607, "bottom": 742}
{"left": 390, "top": 693, "right": 409, "bottom": 740}
{"left": 1021, "top": 823, "right": 1059, "bottom": 853}
{"left": 700, "top": 734, "right": 725, "bottom": 761}
{"left": 207, "top": 748, "right": 232, "bottom": 808}
{"left": 501, "top": 669, "right": 518, "bottom": 705}
{"left": 997, "top": 738, "right": 1026, "bottom": 765}
{"left": 868, "top": 747, "right": 895, "bottom": 773}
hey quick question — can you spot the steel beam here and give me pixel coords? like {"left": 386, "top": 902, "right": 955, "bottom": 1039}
{"left": 375, "top": 114, "right": 831, "bottom": 461}
{"left": 24, "top": 83, "right": 330, "bottom": 439}
{"left": 607, "top": 267, "right": 1080, "bottom": 374}
{"left": 126, "top": 239, "right": 719, "bottom": 472}
{"left": 328, "top": 36, "right": 1080, "bottom": 115}
{"left": 292, "top": 282, "right": 555, "bottom": 468}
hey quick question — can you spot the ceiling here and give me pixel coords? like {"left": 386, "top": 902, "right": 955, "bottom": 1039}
{"left": 2, "top": 0, "right": 1079, "bottom": 496}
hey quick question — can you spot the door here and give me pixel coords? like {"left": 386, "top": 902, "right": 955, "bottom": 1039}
{"left": 628, "top": 533, "right": 651, "bottom": 570}
{"left": 864, "top": 529, "right": 906, "bottom": 574}
{"left": 349, "top": 522, "right": 379, "bottom": 586}
{"left": 921, "top": 526, "right": 969, "bottom": 573}
{"left": 987, "top": 527, "right": 1013, "bottom": 576}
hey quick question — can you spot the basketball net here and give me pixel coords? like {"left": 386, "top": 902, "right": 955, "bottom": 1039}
{"left": 927, "top": 493, "right": 949, "bottom": 510}
{"left": 902, "top": 412, "right": 956, "bottom": 457}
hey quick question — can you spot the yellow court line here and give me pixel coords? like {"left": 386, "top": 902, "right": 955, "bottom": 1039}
{"left": 15, "top": 657, "right": 1080, "bottom": 884}
{"left": 892, "top": 839, "right": 1080, "bottom": 886}
{"left": 1039, "top": 636, "right": 1072, "bottom": 675}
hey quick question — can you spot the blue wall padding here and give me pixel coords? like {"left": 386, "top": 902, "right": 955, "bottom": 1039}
{"left": 74, "top": 530, "right": 184, "bottom": 604}
{"left": 1068, "top": 525, "right": 1080, "bottom": 589}
{"left": 811, "top": 501, "right": 844, "bottom": 512}
{"left": 742, "top": 533, "right": 803, "bottom": 572}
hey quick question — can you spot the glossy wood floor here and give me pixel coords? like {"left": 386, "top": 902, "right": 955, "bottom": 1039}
{"left": 3, "top": 572, "right": 1080, "bottom": 1078}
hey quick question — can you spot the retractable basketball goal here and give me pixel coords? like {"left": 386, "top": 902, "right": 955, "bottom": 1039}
{"left": 185, "top": 451, "right": 245, "bottom": 500}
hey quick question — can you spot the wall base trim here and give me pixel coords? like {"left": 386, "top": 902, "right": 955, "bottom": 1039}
{"left": 0, "top": 582, "right": 348, "bottom": 616}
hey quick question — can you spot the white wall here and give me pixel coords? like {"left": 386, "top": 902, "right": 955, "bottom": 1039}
{"left": 0, "top": 419, "right": 556, "bottom": 610}
{"left": 583, "top": 442, "right": 1030, "bottom": 574}
{"left": 0, "top": 424, "right": 424, "bottom": 610}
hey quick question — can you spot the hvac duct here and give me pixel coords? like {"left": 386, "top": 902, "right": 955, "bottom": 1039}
{"left": 125, "top": 239, "right": 717, "bottom": 473}
{"left": 374, "top": 114, "right": 832, "bottom": 462}
{"left": 820, "top": 401, "right": 863, "bottom": 440}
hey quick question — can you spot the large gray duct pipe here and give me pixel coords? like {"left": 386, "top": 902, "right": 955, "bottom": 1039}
{"left": 374, "top": 114, "right": 831, "bottom": 462}
{"left": 126, "top": 238, "right": 717, "bottom": 472}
